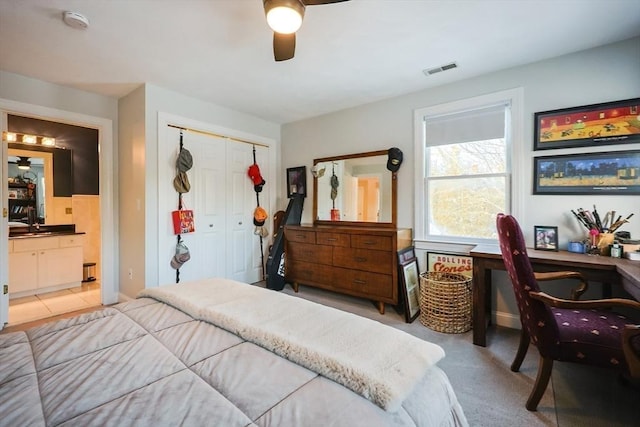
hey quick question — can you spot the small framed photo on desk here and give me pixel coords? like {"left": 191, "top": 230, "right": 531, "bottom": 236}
{"left": 534, "top": 225, "right": 558, "bottom": 251}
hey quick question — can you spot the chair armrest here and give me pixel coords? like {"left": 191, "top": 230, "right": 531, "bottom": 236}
{"left": 534, "top": 271, "right": 588, "bottom": 300}
{"left": 623, "top": 325, "right": 640, "bottom": 379}
{"left": 529, "top": 291, "right": 640, "bottom": 311}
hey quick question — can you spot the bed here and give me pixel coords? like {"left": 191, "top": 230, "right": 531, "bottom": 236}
{"left": 0, "top": 278, "right": 468, "bottom": 426}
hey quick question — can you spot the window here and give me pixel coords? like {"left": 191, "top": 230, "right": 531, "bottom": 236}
{"left": 414, "top": 89, "right": 523, "bottom": 244}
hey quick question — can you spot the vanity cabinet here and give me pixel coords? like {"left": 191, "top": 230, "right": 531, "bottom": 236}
{"left": 284, "top": 225, "right": 412, "bottom": 314}
{"left": 8, "top": 234, "right": 84, "bottom": 297}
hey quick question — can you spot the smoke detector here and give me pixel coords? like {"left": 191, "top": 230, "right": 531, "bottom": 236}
{"left": 63, "top": 11, "right": 90, "bottom": 30}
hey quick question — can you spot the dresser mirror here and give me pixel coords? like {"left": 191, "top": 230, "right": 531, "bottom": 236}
{"left": 313, "top": 150, "right": 397, "bottom": 228}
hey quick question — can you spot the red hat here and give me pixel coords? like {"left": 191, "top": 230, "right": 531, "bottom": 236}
{"left": 248, "top": 163, "right": 266, "bottom": 192}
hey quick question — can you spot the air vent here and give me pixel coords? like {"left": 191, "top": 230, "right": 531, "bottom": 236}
{"left": 423, "top": 62, "right": 458, "bottom": 76}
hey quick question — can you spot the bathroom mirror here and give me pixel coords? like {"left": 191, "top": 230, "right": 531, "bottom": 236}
{"left": 7, "top": 143, "right": 73, "bottom": 225}
{"left": 313, "top": 150, "right": 397, "bottom": 228}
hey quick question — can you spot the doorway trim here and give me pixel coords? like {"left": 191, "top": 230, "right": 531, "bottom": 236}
{"left": 0, "top": 98, "right": 117, "bottom": 328}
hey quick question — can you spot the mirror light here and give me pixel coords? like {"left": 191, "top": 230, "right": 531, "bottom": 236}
{"left": 22, "top": 134, "right": 37, "bottom": 144}
{"left": 41, "top": 137, "right": 56, "bottom": 146}
{"left": 265, "top": 0, "right": 304, "bottom": 34}
{"left": 3, "top": 131, "right": 17, "bottom": 142}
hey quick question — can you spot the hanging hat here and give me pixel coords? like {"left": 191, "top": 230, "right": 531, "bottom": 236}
{"left": 170, "top": 241, "right": 191, "bottom": 269}
{"left": 311, "top": 164, "right": 326, "bottom": 178}
{"left": 330, "top": 173, "right": 339, "bottom": 200}
{"left": 253, "top": 206, "right": 268, "bottom": 226}
{"left": 176, "top": 149, "right": 193, "bottom": 172}
{"left": 386, "top": 147, "right": 403, "bottom": 172}
{"left": 173, "top": 171, "right": 191, "bottom": 193}
{"left": 248, "top": 163, "right": 266, "bottom": 192}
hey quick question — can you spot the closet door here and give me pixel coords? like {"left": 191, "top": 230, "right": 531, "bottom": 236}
{"left": 159, "top": 125, "right": 269, "bottom": 286}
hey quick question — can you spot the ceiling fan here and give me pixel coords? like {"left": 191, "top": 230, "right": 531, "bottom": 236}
{"left": 263, "top": 0, "right": 350, "bottom": 61}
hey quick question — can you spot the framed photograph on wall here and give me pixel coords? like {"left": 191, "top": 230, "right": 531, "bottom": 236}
{"left": 533, "top": 98, "right": 640, "bottom": 150}
{"left": 534, "top": 226, "right": 559, "bottom": 251}
{"left": 397, "top": 246, "right": 420, "bottom": 323}
{"left": 286, "top": 166, "right": 307, "bottom": 198}
{"left": 533, "top": 150, "right": 640, "bottom": 195}
{"left": 426, "top": 252, "right": 473, "bottom": 278}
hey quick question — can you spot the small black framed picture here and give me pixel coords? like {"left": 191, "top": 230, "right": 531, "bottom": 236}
{"left": 534, "top": 225, "right": 559, "bottom": 251}
{"left": 397, "top": 246, "right": 420, "bottom": 323}
{"left": 286, "top": 166, "right": 307, "bottom": 198}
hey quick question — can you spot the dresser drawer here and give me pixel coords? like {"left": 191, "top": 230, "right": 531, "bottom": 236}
{"left": 284, "top": 229, "right": 316, "bottom": 244}
{"left": 333, "top": 247, "right": 392, "bottom": 274}
{"left": 316, "top": 232, "right": 350, "bottom": 247}
{"left": 286, "top": 260, "right": 333, "bottom": 285}
{"left": 351, "top": 235, "right": 392, "bottom": 251}
{"left": 286, "top": 242, "right": 332, "bottom": 265}
{"left": 333, "top": 267, "right": 393, "bottom": 299}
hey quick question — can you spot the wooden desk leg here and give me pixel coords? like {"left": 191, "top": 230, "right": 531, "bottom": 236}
{"left": 473, "top": 260, "right": 491, "bottom": 347}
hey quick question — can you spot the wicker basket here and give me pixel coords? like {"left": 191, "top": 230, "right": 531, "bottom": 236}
{"left": 419, "top": 272, "right": 472, "bottom": 333}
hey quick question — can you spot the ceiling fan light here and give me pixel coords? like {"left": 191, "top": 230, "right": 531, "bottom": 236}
{"left": 265, "top": 1, "right": 304, "bottom": 34}
{"left": 17, "top": 157, "right": 31, "bottom": 170}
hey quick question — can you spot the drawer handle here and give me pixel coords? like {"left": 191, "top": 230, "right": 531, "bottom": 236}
{"left": 355, "top": 257, "right": 367, "bottom": 262}
{"left": 353, "top": 279, "right": 366, "bottom": 285}
{"left": 326, "top": 238, "right": 337, "bottom": 242}
{"left": 363, "top": 241, "right": 376, "bottom": 245}
{"left": 295, "top": 234, "right": 307, "bottom": 239}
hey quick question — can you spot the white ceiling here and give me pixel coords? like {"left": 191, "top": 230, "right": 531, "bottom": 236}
{"left": 1, "top": 0, "right": 639, "bottom": 124}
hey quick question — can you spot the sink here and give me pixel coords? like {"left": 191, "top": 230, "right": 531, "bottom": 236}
{"left": 10, "top": 231, "right": 55, "bottom": 237}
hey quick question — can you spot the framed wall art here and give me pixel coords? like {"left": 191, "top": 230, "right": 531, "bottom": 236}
{"left": 533, "top": 150, "right": 640, "bottom": 195}
{"left": 534, "top": 226, "right": 558, "bottom": 251}
{"left": 533, "top": 98, "right": 640, "bottom": 151}
{"left": 426, "top": 252, "right": 473, "bottom": 278}
{"left": 286, "top": 166, "right": 307, "bottom": 198}
{"left": 397, "top": 246, "right": 420, "bottom": 323}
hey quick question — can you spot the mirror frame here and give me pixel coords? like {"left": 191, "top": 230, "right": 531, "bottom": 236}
{"left": 313, "top": 149, "right": 397, "bottom": 228}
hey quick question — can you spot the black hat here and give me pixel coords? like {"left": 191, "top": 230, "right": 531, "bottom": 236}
{"left": 386, "top": 147, "right": 403, "bottom": 172}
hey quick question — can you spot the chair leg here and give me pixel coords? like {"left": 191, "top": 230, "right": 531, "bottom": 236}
{"left": 526, "top": 356, "right": 553, "bottom": 411}
{"left": 511, "top": 328, "right": 530, "bottom": 372}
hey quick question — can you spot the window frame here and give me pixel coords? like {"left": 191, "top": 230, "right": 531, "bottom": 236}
{"left": 413, "top": 88, "right": 524, "bottom": 248}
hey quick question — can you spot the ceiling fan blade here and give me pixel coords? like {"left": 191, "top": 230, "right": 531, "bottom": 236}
{"left": 302, "top": 0, "right": 349, "bottom": 5}
{"left": 274, "top": 32, "right": 296, "bottom": 61}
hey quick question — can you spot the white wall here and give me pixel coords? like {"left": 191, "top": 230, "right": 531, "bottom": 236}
{"left": 281, "top": 37, "right": 640, "bottom": 326}
{"left": 118, "top": 83, "right": 282, "bottom": 297}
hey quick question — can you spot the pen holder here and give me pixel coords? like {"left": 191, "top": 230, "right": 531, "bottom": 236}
{"left": 596, "top": 233, "right": 615, "bottom": 256}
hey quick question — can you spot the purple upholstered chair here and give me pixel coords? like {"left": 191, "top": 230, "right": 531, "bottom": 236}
{"left": 496, "top": 213, "right": 640, "bottom": 411}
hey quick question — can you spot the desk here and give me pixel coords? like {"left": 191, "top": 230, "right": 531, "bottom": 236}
{"left": 470, "top": 244, "right": 640, "bottom": 347}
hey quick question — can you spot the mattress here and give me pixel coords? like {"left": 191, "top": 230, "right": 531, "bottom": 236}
{"left": 0, "top": 279, "right": 468, "bottom": 426}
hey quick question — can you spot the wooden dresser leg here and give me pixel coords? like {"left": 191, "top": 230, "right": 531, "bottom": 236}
{"left": 376, "top": 301, "right": 385, "bottom": 315}
{"left": 291, "top": 282, "right": 299, "bottom": 293}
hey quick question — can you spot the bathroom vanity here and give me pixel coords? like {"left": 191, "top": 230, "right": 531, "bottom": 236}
{"left": 8, "top": 227, "right": 84, "bottom": 298}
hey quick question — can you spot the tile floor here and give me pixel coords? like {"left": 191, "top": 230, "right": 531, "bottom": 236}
{"left": 8, "top": 282, "right": 101, "bottom": 326}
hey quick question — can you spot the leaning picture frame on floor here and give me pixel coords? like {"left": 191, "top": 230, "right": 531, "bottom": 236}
{"left": 397, "top": 246, "right": 420, "bottom": 323}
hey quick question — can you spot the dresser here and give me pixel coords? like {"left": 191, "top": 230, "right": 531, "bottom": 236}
{"left": 284, "top": 224, "right": 412, "bottom": 314}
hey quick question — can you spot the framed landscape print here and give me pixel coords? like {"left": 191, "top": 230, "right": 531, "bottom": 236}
{"left": 533, "top": 98, "right": 640, "bottom": 151}
{"left": 533, "top": 150, "right": 640, "bottom": 195}
{"left": 397, "top": 246, "right": 420, "bottom": 323}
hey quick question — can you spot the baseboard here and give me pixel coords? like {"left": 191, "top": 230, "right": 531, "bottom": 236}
{"left": 493, "top": 310, "right": 520, "bottom": 329}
